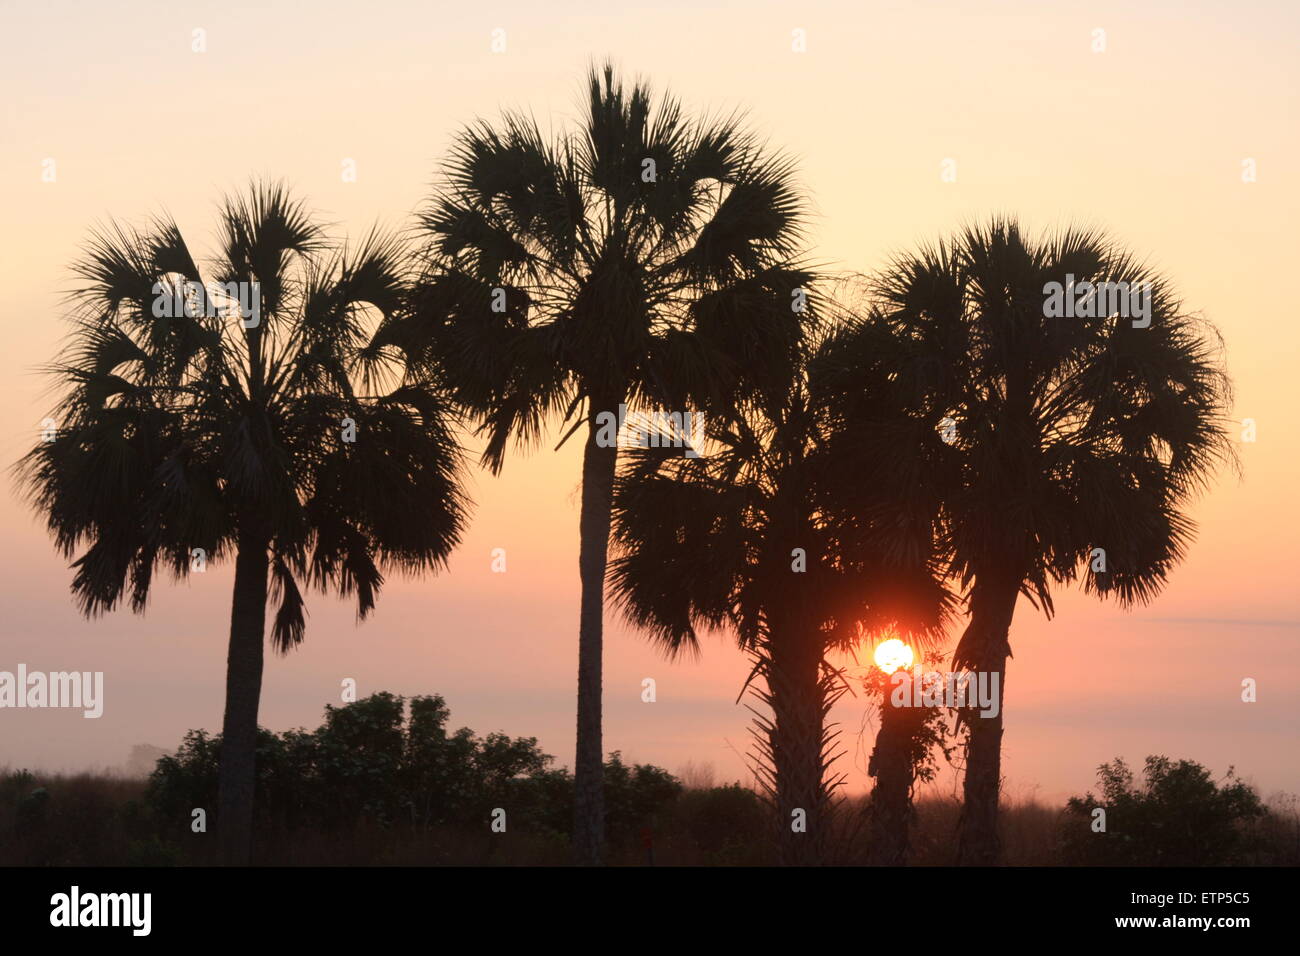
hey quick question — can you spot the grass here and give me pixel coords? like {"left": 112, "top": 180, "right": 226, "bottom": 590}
{"left": 3, "top": 768, "right": 1295, "bottom": 866}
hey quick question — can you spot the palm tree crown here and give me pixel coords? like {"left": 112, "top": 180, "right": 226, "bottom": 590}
{"left": 401, "top": 62, "right": 813, "bottom": 459}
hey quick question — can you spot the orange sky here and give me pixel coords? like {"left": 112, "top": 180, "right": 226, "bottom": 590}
{"left": 1, "top": 0, "right": 1297, "bottom": 803}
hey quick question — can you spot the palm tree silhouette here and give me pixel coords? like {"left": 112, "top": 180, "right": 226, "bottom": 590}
{"left": 404, "top": 62, "right": 812, "bottom": 863}
{"left": 608, "top": 340, "right": 950, "bottom": 864}
{"left": 18, "top": 183, "right": 470, "bottom": 864}
{"left": 821, "top": 219, "right": 1234, "bottom": 863}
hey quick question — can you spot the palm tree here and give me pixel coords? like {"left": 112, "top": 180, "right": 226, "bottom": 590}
{"left": 862, "top": 658, "right": 953, "bottom": 865}
{"left": 814, "top": 287, "right": 964, "bottom": 866}
{"left": 820, "top": 220, "right": 1234, "bottom": 863}
{"left": 18, "top": 183, "right": 470, "bottom": 864}
{"left": 402, "top": 62, "right": 812, "bottom": 863}
{"left": 608, "top": 344, "right": 951, "bottom": 864}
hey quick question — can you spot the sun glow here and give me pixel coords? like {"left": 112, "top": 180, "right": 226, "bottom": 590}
{"left": 873, "top": 639, "right": 915, "bottom": 675}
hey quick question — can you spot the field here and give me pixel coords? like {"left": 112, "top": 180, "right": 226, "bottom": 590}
{"left": 4, "top": 768, "right": 1296, "bottom": 867}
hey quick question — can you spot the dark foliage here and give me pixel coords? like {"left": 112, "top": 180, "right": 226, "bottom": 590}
{"left": 143, "top": 692, "right": 683, "bottom": 851}
{"left": 1060, "top": 755, "right": 1267, "bottom": 865}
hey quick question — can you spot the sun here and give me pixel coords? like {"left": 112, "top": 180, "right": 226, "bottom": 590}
{"left": 873, "top": 638, "right": 915, "bottom": 675}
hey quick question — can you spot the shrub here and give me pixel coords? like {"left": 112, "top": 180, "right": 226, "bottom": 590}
{"left": 674, "top": 783, "right": 767, "bottom": 863}
{"left": 603, "top": 752, "right": 684, "bottom": 848}
{"left": 1060, "top": 755, "right": 1267, "bottom": 865}
{"left": 144, "top": 693, "right": 681, "bottom": 852}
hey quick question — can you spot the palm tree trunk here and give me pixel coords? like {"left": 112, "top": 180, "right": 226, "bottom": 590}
{"left": 954, "top": 576, "right": 1018, "bottom": 865}
{"left": 765, "top": 629, "right": 827, "bottom": 865}
{"left": 216, "top": 527, "right": 270, "bottom": 865}
{"left": 867, "top": 672, "right": 919, "bottom": 865}
{"left": 572, "top": 397, "right": 619, "bottom": 865}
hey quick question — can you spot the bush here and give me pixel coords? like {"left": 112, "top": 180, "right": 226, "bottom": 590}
{"left": 673, "top": 783, "right": 767, "bottom": 863}
{"left": 144, "top": 692, "right": 682, "bottom": 854}
{"left": 604, "top": 752, "right": 684, "bottom": 849}
{"left": 1060, "top": 755, "right": 1267, "bottom": 865}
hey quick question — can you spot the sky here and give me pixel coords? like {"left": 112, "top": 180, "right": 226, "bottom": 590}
{"left": 1, "top": 0, "right": 1297, "bottom": 805}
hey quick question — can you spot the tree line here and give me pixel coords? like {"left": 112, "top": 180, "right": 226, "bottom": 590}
{"left": 18, "top": 62, "right": 1233, "bottom": 865}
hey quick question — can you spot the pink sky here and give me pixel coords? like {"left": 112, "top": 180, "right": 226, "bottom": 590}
{"left": 1, "top": 0, "right": 1297, "bottom": 804}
